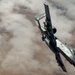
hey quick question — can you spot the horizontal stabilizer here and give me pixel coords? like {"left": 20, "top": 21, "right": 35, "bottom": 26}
{"left": 35, "top": 13, "right": 45, "bottom": 21}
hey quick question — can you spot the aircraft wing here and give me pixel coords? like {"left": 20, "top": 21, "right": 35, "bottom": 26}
{"left": 44, "top": 4, "right": 52, "bottom": 25}
{"left": 44, "top": 4, "right": 56, "bottom": 46}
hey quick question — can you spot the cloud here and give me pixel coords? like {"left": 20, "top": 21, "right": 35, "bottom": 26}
{"left": 46, "top": 0, "right": 75, "bottom": 47}
{"left": 0, "top": 0, "right": 75, "bottom": 75}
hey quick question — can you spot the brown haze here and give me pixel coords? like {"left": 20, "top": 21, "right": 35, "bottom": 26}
{"left": 0, "top": 0, "right": 75, "bottom": 75}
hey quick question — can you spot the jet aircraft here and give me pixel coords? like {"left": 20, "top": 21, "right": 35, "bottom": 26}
{"left": 35, "top": 4, "right": 75, "bottom": 72}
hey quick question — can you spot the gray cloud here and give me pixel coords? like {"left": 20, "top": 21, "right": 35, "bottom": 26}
{"left": 0, "top": 0, "right": 75, "bottom": 75}
{"left": 46, "top": 0, "right": 75, "bottom": 47}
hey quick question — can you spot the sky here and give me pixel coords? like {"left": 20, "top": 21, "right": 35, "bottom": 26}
{"left": 0, "top": 0, "right": 75, "bottom": 75}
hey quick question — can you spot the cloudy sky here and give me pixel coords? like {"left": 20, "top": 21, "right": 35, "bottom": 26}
{"left": 0, "top": 0, "right": 75, "bottom": 75}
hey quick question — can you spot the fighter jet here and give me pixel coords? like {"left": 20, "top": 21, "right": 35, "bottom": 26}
{"left": 35, "top": 4, "right": 75, "bottom": 72}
